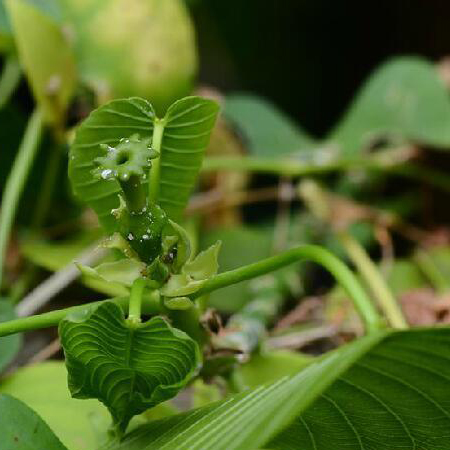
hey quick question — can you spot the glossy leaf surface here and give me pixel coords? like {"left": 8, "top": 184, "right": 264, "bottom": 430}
{"left": 59, "top": 301, "right": 200, "bottom": 433}
{"left": 103, "top": 328, "right": 450, "bottom": 450}
{"left": 0, "top": 394, "right": 67, "bottom": 450}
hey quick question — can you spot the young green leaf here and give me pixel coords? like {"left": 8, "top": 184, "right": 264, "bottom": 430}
{"left": 101, "top": 327, "right": 450, "bottom": 450}
{"left": 5, "top": 0, "right": 75, "bottom": 123}
{"left": 330, "top": 57, "right": 450, "bottom": 156}
{"left": 156, "top": 96, "right": 219, "bottom": 220}
{"left": 0, "top": 394, "right": 67, "bottom": 450}
{"left": 0, "top": 299, "right": 21, "bottom": 372}
{"left": 161, "top": 242, "right": 221, "bottom": 297}
{"left": 69, "top": 96, "right": 218, "bottom": 232}
{"left": 59, "top": 301, "right": 201, "bottom": 434}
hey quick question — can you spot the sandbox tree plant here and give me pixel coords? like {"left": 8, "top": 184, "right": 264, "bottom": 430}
{"left": 1, "top": 95, "right": 450, "bottom": 450}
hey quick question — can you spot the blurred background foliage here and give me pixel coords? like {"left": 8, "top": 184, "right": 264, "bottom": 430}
{"left": 3, "top": 2, "right": 450, "bottom": 447}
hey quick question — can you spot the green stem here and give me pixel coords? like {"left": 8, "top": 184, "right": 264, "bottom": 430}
{"left": 339, "top": 232, "right": 408, "bottom": 329}
{"left": 190, "top": 244, "right": 383, "bottom": 333}
{"left": 0, "top": 293, "right": 162, "bottom": 337}
{"left": 202, "top": 157, "right": 450, "bottom": 193}
{"left": 0, "top": 57, "right": 21, "bottom": 109}
{"left": 202, "top": 156, "right": 344, "bottom": 177}
{"left": 127, "top": 278, "right": 147, "bottom": 324}
{"left": 148, "top": 119, "right": 165, "bottom": 203}
{"left": 0, "top": 108, "right": 44, "bottom": 290}
{"left": 120, "top": 174, "right": 147, "bottom": 213}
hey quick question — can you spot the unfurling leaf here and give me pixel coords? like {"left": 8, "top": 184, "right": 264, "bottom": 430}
{"left": 59, "top": 302, "right": 201, "bottom": 434}
{"left": 161, "top": 241, "right": 221, "bottom": 297}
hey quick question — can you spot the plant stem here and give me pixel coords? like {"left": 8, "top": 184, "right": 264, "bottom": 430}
{"left": 0, "top": 293, "right": 162, "bottom": 337}
{"left": 0, "top": 56, "right": 21, "bottom": 109}
{"left": 338, "top": 232, "right": 408, "bottom": 329}
{"left": 148, "top": 119, "right": 165, "bottom": 203}
{"left": 120, "top": 174, "right": 147, "bottom": 213}
{"left": 202, "top": 157, "right": 450, "bottom": 193}
{"left": 190, "top": 244, "right": 383, "bottom": 333}
{"left": 0, "top": 108, "right": 44, "bottom": 290}
{"left": 127, "top": 278, "right": 147, "bottom": 324}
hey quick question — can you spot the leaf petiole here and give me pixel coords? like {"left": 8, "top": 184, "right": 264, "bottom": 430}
{"left": 127, "top": 278, "right": 148, "bottom": 325}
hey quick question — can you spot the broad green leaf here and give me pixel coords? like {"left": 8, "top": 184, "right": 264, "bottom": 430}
{"left": 5, "top": 0, "right": 76, "bottom": 123}
{"left": 59, "top": 301, "right": 201, "bottom": 433}
{"left": 102, "top": 327, "right": 450, "bottom": 450}
{"left": 330, "top": 57, "right": 450, "bottom": 156}
{"left": 270, "top": 327, "right": 450, "bottom": 449}
{"left": 0, "top": 362, "right": 110, "bottom": 450}
{"left": 157, "top": 96, "right": 219, "bottom": 220}
{"left": 0, "top": 299, "right": 21, "bottom": 371}
{"left": 0, "top": 394, "right": 67, "bottom": 450}
{"left": 100, "top": 331, "right": 384, "bottom": 450}
{"left": 69, "top": 96, "right": 218, "bottom": 232}
{"left": 62, "top": 0, "right": 198, "bottom": 114}
{"left": 224, "top": 94, "right": 315, "bottom": 156}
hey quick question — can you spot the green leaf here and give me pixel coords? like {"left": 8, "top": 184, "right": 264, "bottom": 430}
{"left": 330, "top": 57, "right": 450, "bottom": 156}
{"left": 0, "top": 299, "right": 21, "bottom": 372}
{"left": 76, "top": 259, "right": 146, "bottom": 288}
{"left": 157, "top": 96, "right": 219, "bottom": 220}
{"left": 101, "top": 327, "right": 450, "bottom": 450}
{"left": 183, "top": 241, "right": 221, "bottom": 280}
{"left": 0, "top": 394, "right": 67, "bottom": 450}
{"left": 161, "top": 241, "right": 221, "bottom": 297}
{"left": 0, "top": 362, "right": 111, "bottom": 450}
{"left": 100, "top": 331, "right": 383, "bottom": 450}
{"left": 270, "top": 327, "right": 450, "bottom": 449}
{"left": 59, "top": 301, "right": 201, "bottom": 433}
{"left": 224, "top": 94, "right": 315, "bottom": 156}
{"left": 69, "top": 96, "right": 218, "bottom": 232}
{"left": 5, "top": 0, "right": 76, "bottom": 123}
